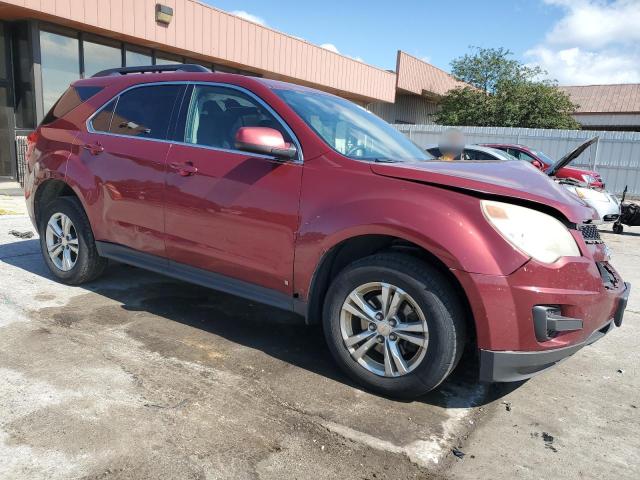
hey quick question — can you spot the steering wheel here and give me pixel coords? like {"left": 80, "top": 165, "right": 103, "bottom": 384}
{"left": 346, "top": 145, "right": 367, "bottom": 157}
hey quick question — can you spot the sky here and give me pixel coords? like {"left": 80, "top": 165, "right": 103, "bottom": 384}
{"left": 202, "top": 0, "right": 640, "bottom": 86}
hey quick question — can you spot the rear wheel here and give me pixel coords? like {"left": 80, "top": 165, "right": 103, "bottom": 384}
{"left": 39, "top": 197, "right": 107, "bottom": 284}
{"left": 613, "top": 223, "right": 623, "bottom": 234}
{"left": 323, "top": 253, "right": 467, "bottom": 399}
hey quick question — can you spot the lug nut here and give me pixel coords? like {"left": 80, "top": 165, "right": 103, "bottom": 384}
{"left": 389, "top": 319, "right": 397, "bottom": 327}
{"left": 375, "top": 312, "right": 384, "bottom": 321}
{"left": 368, "top": 323, "right": 377, "bottom": 331}
{"left": 376, "top": 335, "right": 384, "bottom": 343}
{"left": 389, "top": 333, "right": 397, "bottom": 341}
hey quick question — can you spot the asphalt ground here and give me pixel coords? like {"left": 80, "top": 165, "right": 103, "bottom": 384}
{"left": 0, "top": 198, "right": 637, "bottom": 479}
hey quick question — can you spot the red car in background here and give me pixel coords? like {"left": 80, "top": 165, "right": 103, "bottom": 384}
{"left": 483, "top": 143, "right": 605, "bottom": 188}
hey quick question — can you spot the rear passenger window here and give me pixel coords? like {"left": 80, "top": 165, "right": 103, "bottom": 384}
{"left": 183, "top": 85, "right": 293, "bottom": 153}
{"left": 108, "top": 85, "right": 182, "bottom": 140}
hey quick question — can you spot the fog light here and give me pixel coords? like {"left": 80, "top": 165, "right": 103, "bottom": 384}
{"left": 533, "top": 306, "right": 583, "bottom": 342}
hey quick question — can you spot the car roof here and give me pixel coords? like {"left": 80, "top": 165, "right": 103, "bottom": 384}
{"left": 425, "top": 144, "right": 515, "bottom": 160}
{"left": 73, "top": 69, "right": 333, "bottom": 97}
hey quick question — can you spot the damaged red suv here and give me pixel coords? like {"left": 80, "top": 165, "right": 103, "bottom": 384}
{"left": 24, "top": 65, "right": 630, "bottom": 398}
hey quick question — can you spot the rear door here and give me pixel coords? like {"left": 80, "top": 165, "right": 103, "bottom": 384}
{"left": 163, "top": 83, "right": 303, "bottom": 296}
{"left": 78, "top": 83, "right": 185, "bottom": 257}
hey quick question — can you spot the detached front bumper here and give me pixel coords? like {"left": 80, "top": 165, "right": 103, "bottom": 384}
{"left": 479, "top": 281, "right": 630, "bottom": 382}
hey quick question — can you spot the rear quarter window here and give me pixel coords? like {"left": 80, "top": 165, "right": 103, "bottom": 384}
{"left": 41, "top": 86, "right": 104, "bottom": 125}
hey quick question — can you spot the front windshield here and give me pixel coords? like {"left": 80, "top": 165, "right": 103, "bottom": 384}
{"left": 274, "top": 88, "right": 431, "bottom": 162}
{"left": 532, "top": 150, "right": 556, "bottom": 165}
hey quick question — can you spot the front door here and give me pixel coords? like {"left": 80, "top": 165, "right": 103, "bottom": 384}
{"left": 77, "top": 83, "right": 185, "bottom": 256}
{"left": 164, "top": 84, "right": 303, "bottom": 295}
{"left": 0, "top": 22, "right": 16, "bottom": 180}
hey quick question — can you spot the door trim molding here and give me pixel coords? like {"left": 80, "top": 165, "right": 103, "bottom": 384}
{"left": 96, "top": 241, "right": 299, "bottom": 314}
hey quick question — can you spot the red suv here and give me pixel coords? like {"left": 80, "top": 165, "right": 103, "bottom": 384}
{"left": 483, "top": 143, "right": 605, "bottom": 188}
{"left": 24, "top": 65, "right": 629, "bottom": 398}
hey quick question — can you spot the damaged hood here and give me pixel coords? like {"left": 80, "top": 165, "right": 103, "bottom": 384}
{"left": 370, "top": 160, "right": 596, "bottom": 223}
{"left": 545, "top": 137, "right": 598, "bottom": 177}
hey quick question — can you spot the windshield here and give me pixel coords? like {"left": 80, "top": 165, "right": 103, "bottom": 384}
{"left": 274, "top": 89, "right": 431, "bottom": 162}
{"left": 532, "top": 150, "right": 556, "bottom": 165}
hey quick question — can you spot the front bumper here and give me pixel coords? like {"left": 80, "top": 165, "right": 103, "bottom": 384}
{"left": 479, "top": 281, "right": 629, "bottom": 382}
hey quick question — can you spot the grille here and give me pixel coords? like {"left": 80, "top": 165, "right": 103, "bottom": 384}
{"left": 579, "top": 224, "right": 603, "bottom": 244}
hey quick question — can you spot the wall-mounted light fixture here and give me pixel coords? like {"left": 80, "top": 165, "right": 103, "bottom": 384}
{"left": 155, "top": 4, "right": 174, "bottom": 25}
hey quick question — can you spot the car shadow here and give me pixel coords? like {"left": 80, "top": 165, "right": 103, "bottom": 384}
{"left": 0, "top": 238, "right": 524, "bottom": 408}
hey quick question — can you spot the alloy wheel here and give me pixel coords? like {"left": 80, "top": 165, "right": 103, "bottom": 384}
{"left": 45, "top": 212, "right": 79, "bottom": 272}
{"left": 339, "top": 282, "right": 429, "bottom": 377}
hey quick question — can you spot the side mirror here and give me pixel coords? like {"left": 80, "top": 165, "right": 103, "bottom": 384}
{"left": 532, "top": 160, "right": 543, "bottom": 170}
{"left": 235, "top": 127, "right": 297, "bottom": 160}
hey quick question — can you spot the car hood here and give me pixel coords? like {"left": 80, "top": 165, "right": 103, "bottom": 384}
{"left": 545, "top": 137, "right": 598, "bottom": 176}
{"left": 370, "top": 160, "right": 596, "bottom": 223}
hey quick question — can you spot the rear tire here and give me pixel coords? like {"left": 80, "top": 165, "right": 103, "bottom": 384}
{"left": 323, "top": 253, "right": 467, "bottom": 399}
{"left": 38, "top": 197, "right": 107, "bottom": 285}
{"left": 613, "top": 223, "right": 623, "bottom": 234}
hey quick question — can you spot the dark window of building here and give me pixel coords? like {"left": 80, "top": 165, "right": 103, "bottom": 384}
{"left": 183, "top": 85, "right": 292, "bottom": 152}
{"left": 83, "top": 37, "right": 122, "bottom": 77}
{"left": 41, "top": 85, "right": 104, "bottom": 125}
{"left": 109, "top": 85, "right": 182, "bottom": 139}
{"left": 40, "top": 29, "right": 80, "bottom": 114}
{"left": 90, "top": 98, "right": 116, "bottom": 132}
{"left": 125, "top": 46, "right": 152, "bottom": 67}
{"left": 11, "top": 22, "right": 36, "bottom": 129}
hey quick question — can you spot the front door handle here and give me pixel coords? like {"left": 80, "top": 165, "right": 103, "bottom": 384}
{"left": 82, "top": 142, "right": 104, "bottom": 155}
{"left": 170, "top": 161, "right": 198, "bottom": 176}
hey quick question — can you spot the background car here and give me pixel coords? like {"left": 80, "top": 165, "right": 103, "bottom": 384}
{"left": 483, "top": 143, "right": 604, "bottom": 188}
{"left": 426, "top": 144, "right": 519, "bottom": 161}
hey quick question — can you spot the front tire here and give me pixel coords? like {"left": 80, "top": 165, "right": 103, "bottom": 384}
{"left": 39, "top": 197, "right": 107, "bottom": 284}
{"left": 323, "top": 253, "right": 467, "bottom": 399}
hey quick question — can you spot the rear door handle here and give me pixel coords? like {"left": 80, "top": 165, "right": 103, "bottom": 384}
{"left": 82, "top": 142, "right": 104, "bottom": 155}
{"left": 170, "top": 161, "right": 198, "bottom": 176}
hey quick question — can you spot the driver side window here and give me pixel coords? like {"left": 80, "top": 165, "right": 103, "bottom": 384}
{"left": 184, "top": 85, "right": 292, "bottom": 152}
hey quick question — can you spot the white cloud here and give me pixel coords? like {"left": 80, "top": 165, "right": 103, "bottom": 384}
{"left": 230, "top": 10, "right": 266, "bottom": 25}
{"left": 320, "top": 43, "right": 340, "bottom": 54}
{"left": 526, "top": 0, "right": 640, "bottom": 85}
{"left": 543, "top": 0, "right": 640, "bottom": 49}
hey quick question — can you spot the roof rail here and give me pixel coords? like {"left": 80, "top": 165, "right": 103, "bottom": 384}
{"left": 92, "top": 64, "right": 211, "bottom": 78}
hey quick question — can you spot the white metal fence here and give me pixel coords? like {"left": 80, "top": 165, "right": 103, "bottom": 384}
{"left": 395, "top": 124, "right": 640, "bottom": 195}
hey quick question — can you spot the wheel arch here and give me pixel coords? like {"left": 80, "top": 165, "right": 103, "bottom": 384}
{"left": 303, "top": 233, "right": 476, "bottom": 346}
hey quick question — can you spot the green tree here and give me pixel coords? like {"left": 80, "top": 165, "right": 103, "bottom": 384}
{"left": 436, "top": 47, "right": 580, "bottom": 129}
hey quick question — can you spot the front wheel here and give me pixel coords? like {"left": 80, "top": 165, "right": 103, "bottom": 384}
{"left": 323, "top": 253, "right": 467, "bottom": 399}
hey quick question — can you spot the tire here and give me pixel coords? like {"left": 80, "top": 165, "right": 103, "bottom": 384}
{"left": 38, "top": 197, "right": 107, "bottom": 285}
{"left": 613, "top": 223, "right": 623, "bottom": 234}
{"left": 323, "top": 253, "right": 467, "bottom": 399}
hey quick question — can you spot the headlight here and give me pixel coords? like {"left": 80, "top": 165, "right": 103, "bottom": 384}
{"left": 481, "top": 200, "right": 580, "bottom": 264}
{"left": 574, "top": 187, "right": 609, "bottom": 203}
{"left": 582, "top": 174, "right": 596, "bottom": 184}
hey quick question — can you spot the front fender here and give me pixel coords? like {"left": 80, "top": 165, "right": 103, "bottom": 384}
{"left": 293, "top": 181, "right": 529, "bottom": 300}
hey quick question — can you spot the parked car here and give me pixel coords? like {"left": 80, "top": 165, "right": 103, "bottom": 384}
{"left": 426, "top": 144, "right": 518, "bottom": 161}
{"left": 24, "top": 65, "right": 630, "bottom": 399}
{"left": 482, "top": 142, "right": 605, "bottom": 188}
